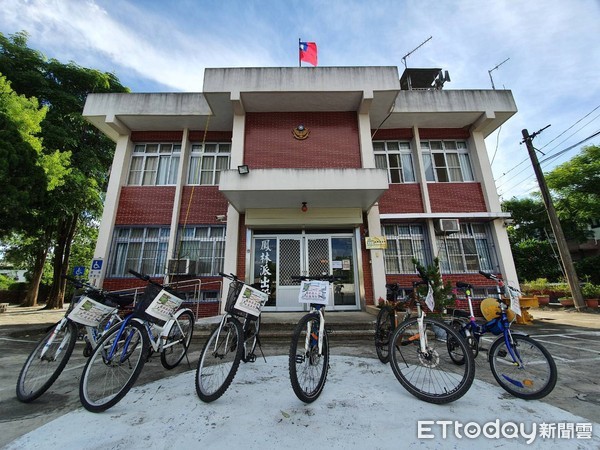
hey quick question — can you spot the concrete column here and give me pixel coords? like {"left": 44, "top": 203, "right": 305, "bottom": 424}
{"left": 91, "top": 134, "right": 133, "bottom": 286}
{"left": 367, "top": 204, "right": 387, "bottom": 305}
{"left": 164, "top": 129, "right": 190, "bottom": 284}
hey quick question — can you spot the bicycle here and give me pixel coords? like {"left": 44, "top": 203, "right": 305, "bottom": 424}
{"left": 449, "top": 270, "right": 557, "bottom": 400}
{"left": 288, "top": 274, "right": 339, "bottom": 403}
{"left": 79, "top": 269, "right": 195, "bottom": 412}
{"left": 195, "top": 272, "right": 268, "bottom": 403}
{"left": 16, "top": 275, "right": 130, "bottom": 403}
{"left": 388, "top": 271, "right": 475, "bottom": 404}
{"left": 374, "top": 282, "right": 411, "bottom": 363}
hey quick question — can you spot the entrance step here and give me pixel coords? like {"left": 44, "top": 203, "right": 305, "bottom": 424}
{"left": 194, "top": 311, "right": 377, "bottom": 342}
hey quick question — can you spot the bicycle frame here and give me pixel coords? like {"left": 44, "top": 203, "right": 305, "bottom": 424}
{"left": 457, "top": 280, "right": 522, "bottom": 366}
{"left": 305, "top": 304, "right": 326, "bottom": 356}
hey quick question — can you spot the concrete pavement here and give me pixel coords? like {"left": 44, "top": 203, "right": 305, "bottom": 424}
{"left": 1, "top": 303, "right": 599, "bottom": 448}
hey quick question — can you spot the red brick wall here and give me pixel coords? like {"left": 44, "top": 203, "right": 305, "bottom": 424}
{"left": 384, "top": 273, "right": 501, "bottom": 317}
{"left": 419, "top": 128, "right": 470, "bottom": 140}
{"left": 178, "top": 186, "right": 229, "bottom": 224}
{"left": 131, "top": 131, "right": 183, "bottom": 142}
{"left": 188, "top": 131, "right": 232, "bottom": 142}
{"left": 378, "top": 184, "right": 424, "bottom": 214}
{"left": 130, "top": 131, "right": 232, "bottom": 143}
{"left": 428, "top": 183, "right": 487, "bottom": 212}
{"left": 359, "top": 222, "right": 374, "bottom": 306}
{"left": 237, "top": 217, "right": 247, "bottom": 277}
{"left": 115, "top": 187, "right": 175, "bottom": 225}
{"left": 371, "top": 128, "right": 413, "bottom": 140}
{"left": 244, "top": 112, "right": 362, "bottom": 168}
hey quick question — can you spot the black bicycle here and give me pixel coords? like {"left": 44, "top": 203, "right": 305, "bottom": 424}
{"left": 195, "top": 272, "right": 268, "bottom": 403}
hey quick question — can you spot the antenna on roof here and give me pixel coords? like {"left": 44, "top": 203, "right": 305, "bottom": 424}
{"left": 488, "top": 57, "right": 510, "bottom": 89}
{"left": 402, "top": 36, "right": 433, "bottom": 69}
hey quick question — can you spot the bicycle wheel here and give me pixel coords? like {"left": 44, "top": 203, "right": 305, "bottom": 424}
{"left": 489, "top": 333, "right": 557, "bottom": 400}
{"left": 447, "top": 319, "right": 478, "bottom": 365}
{"left": 79, "top": 320, "right": 148, "bottom": 412}
{"left": 289, "top": 312, "right": 329, "bottom": 403}
{"left": 375, "top": 306, "right": 394, "bottom": 363}
{"left": 242, "top": 315, "right": 260, "bottom": 363}
{"left": 195, "top": 317, "right": 243, "bottom": 403}
{"left": 389, "top": 317, "right": 474, "bottom": 404}
{"left": 16, "top": 320, "right": 78, "bottom": 403}
{"left": 161, "top": 310, "right": 195, "bottom": 369}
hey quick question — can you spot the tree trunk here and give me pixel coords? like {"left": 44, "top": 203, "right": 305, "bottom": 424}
{"left": 21, "top": 246, "right": 48, "bottom": 307}
{"left": 45, "top": 214, "right": 78, "bottom": 309}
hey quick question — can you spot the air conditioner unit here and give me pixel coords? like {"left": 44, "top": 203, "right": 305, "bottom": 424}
{"left": 167, "top": 259, "right": 196, "bottom": 275}
{"left": 436, "top": 219, "right": 460, "bottom": 234}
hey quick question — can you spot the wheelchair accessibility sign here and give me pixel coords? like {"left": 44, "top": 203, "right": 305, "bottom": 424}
{"left": 89, "top": 259, "right": 103, "bottom": 278}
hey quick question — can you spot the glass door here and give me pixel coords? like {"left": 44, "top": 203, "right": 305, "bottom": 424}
{"left": 252, "top": 233, "right": 359, "bottom": 311}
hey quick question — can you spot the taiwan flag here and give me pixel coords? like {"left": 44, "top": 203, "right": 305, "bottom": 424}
{"left": 299, "top": 41, "right": 318, "bottom": 66}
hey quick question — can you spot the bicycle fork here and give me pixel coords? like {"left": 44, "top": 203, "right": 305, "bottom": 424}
{"left": 40, "top": 318, "right": 69, "bottom": 362}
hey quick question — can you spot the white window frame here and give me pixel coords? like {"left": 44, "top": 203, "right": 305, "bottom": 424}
{"left": 382, "top": 223, "right": 430, "bottom": 274}
{"left": 109, "top": 227, "right": 170, "bottom": 277}
{"left": 176, "top": 225, "right": 226, "bottom": 275}
{"left": 421, "top": 140, "right": 474, "bottom": 183}
{"left": 188, "top": 143, "right": 231, "bottom": 185}
{"left": 127, "top": 143, "right": 181, "bottom": 186}
{"left": 438, "top": 223, "right": 496, "bottom": 273}
{"left": 373, "top": 141, "right": 415, "bottom": 183}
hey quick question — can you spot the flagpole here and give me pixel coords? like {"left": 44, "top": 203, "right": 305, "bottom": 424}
{"left": 298, "top": 38, "right": 301, "bottom": 67}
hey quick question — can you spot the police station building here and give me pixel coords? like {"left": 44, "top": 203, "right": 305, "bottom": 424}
{"left": 83, "top": 66, "right": 518, "bottom": 316}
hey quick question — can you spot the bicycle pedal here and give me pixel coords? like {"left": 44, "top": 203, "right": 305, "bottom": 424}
{"left": 295, "top": 355, "right": 305, "bottom": 364}
{"left": 246, "top": 353, "right": 256, "bottom": 363}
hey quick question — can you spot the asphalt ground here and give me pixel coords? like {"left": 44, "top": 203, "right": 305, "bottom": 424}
{"left": 0, "top": 304, "right": 598, "bottom": 448}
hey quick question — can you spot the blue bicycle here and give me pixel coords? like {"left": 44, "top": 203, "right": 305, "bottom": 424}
{"left": 79, "top": 270, "right": 195, "bottom": 412}
{"left": 448, "top": 270, "right": 557, "bottom": 399}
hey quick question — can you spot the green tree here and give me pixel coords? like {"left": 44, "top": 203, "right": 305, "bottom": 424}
{"left": 0, "top": 74, "right": 47, "bottom": 235}
{"left": 546, "top": 145, "right": 600, "bottom": 238}
{"left": 0, "top": 31, "right": 128, "bottom": 308}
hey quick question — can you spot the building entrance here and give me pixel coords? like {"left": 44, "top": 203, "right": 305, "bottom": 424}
{"left": 251, "top": 232, "right": 359, "bottom": 312}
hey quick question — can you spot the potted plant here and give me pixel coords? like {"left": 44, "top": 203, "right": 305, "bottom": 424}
{"left": 522, "top": 278, "right": 551, "bottom": 306}
{"left": 581, "top": 283, "right": 600, "bottom": 308}
{"left": 412, "top": 258, "right": 456, "bottom": 314}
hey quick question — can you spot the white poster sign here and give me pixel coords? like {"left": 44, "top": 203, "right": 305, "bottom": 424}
{"left": 144, "top": 289, "right": 184, "bottom": 322}
{"left": 298, "top": 280, "right": 330, "bottom": 305}
{"left": 233, "top": 284, "right": 269, "bottom": 317}
{"left": 67, "top": 296, "right": 117, "bottom": 327}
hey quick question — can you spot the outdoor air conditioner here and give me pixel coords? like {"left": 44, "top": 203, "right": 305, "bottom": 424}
{"left": 436, "top": 219, "right": 460, "bottom": 234}
{"left": 167, "top": 259, "right": 196, "bottom": 275}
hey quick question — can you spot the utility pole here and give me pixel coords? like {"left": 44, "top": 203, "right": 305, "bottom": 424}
{"left": 522, "top": 128, "right": 585, "bottom": 310}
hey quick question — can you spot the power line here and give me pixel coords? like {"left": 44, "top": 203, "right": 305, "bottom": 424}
{"left": 494, "top": 105, "right": 600, "bottom": 183}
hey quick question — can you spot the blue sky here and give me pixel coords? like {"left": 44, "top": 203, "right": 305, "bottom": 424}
{"left": 1, "top": 0, "right": 599, "bottom": 200}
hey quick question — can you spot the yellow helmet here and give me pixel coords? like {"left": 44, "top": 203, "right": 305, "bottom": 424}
{"left": 479, "top": 297, "right": 516, "bottom": 322}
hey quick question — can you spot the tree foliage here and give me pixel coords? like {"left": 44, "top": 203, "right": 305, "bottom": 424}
{"left": 546, "top": 145, "right": 600, "bottom": 226}
{"left": 0, "top": 31, "right": 128, "bottom": 308}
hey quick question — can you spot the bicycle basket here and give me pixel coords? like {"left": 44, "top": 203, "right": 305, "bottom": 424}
{"left": 224, "top": 279, "right": 244, "bottom": 314}
{"left": 134, "top": 284, "right": 167, "bottom": 325}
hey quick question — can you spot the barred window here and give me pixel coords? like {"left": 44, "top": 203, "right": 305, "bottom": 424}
{"left": 128, "top": 143, "right": 180, "bottom": 186}
{"left": 110, "top": 227, "right": 170, "bottom": 277}
{"left": 373, "top": 141, "right": 415, "bottom": 183}
{"left": 176, "top": 226, "right": 226, "bottom": 275}
{"left": 382, "top": 224, "right": 429, "bottom": 273}
{"left": 421, "top": 140, "right": 474, "bottom": 182}
{"left": 438, "top": 223, "right": 495, "bottom": 273}
{"left": 188, "top": 143, "right": 231, "bottom": 185}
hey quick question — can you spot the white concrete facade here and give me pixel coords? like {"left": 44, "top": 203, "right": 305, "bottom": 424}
{"left": 84, "top": 66, "right": 519, "bottom": 313}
